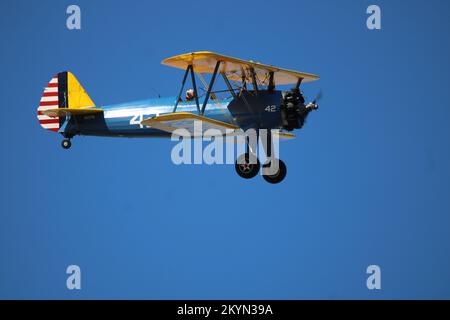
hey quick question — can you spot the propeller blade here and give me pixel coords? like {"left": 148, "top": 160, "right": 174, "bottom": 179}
{"left": 313, "top": 90, "right": 323, "bottom": 104}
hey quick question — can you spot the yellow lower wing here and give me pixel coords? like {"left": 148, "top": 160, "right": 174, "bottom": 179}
{"left": 141, "top": 112, "right": 296, "bottom": 140}
{"left": 141, "top": 112, "right": 239, "bottom": 137}
{"left": 274, "top": 132, "right": 296, "bottom": 140}
{"left": 41, "top": 108, "right": 103, "bottom": 118}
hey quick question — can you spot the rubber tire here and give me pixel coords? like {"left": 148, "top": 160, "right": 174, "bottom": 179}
{"left": 235, "top": 153, "right": 260, "bottom": 179}
{"left": 61, "top": 139, "right": 72, "bottom": 150}
{"left": 262, "top": 159, "right": 287, "bottom": 184}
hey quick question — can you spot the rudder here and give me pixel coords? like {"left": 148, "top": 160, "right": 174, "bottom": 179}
{"left": 37, "top": 72, "right": 95, "bottom": 132}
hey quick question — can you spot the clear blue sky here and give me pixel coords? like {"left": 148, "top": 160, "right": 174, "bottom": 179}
{"left": 1, "top": 0, "right": 449, "bottom": 299}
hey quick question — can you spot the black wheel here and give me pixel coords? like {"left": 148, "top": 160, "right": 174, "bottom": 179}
{"left": 235, "top": 153, "right": 260, "bottom": 179}
{"left": 262, "top": 159, "right": 287, "bottom": 184}
{"left": 61, "top": 139, "right": 72, "bottom": 149}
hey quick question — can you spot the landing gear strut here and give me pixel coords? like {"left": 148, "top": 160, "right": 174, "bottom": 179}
{"left": 234, "top": 130, "right": 288, "bottom": 184}
{"left": 61, "top": 139, "right": 71, "bottom": 149}
{"left": 260, "top": 130, "right": 287, "bottom": 184}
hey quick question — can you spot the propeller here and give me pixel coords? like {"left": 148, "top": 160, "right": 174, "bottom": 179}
{"left": 305, "top": 90, "right": 322, "bottom": 111}
{"left": 312, "top": 90, "right": 323, "bottom": 104}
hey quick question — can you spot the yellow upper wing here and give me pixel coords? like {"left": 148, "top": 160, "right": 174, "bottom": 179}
{"left": 161, "top": 51, "right": 320, "bottom": 86}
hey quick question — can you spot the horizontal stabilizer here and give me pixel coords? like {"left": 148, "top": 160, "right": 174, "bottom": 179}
{"left": 40, "top": 107, "right": 103, "bottom": 118}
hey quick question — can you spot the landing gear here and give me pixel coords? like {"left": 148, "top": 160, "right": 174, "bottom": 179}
{"left": 235, "top": 153, "right": 260, "bottom": 179}
{"left": 61, "top": 139, "right": 71, "bottom": 149}
{"left": 262, "top": 159, "right": 287, "bottom": 184}
{"left": 234, "top": 130, "right": 288, "bottom": 184}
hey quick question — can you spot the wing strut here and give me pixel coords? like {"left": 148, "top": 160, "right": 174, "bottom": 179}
{"left": 190, "top": 65, "right": 201, "bottom": 114}
{"left": 268, "top": 72, "right": 275, "bottom": 92}
{"left": 250, "top": 68, "right": 259, "bottom": 94}
{"left": 221, "top": 72, "right": 237, "bottom": 98}
{"left": 172, "top": 66, "right": 190, "bottom": 113}
{"left": 173, "top": 64, "right": 201, "bottom": 114}
{"left": 295, "top": 77, "right": 303, "bottom": 90}
{"left": 200, "top": 61, "right": 220, "bottom": 115}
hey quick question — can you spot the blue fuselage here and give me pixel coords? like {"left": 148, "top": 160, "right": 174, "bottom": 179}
{"left": 66, "top": 96, "right": 235, "bottom": 138}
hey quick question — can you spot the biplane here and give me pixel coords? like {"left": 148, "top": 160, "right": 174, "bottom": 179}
{"left": 37, "top": 51, "right": 320, "bottom": 184}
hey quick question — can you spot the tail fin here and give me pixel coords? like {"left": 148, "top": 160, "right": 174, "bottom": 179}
{"left": 37, "top": 71, "right": 95, "bottom": 132}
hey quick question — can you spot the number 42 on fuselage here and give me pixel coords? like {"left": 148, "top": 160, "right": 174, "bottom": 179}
{"left": 37, "top": 51, "right": 320, "bottom": 184}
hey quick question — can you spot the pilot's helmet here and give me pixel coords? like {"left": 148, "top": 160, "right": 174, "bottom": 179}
{"left": 186, "top": 89, "right": 195, "bottom": 101}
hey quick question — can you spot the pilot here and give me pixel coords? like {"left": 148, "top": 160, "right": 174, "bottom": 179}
{"left": 185, "top": 89, "right": 195, "bottom": 101}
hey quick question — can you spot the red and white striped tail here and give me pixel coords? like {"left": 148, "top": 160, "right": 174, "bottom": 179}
{"left": 37, "top": 74, "right": 60, "bottom": 132}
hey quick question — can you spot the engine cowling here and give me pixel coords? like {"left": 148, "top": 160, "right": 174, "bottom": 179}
{"left": 280, "top": 89, "right": 316, "bottom": 131}
{"left": 227, "top": 89, "right": 317, "bottom": 131}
